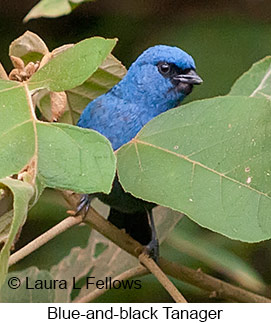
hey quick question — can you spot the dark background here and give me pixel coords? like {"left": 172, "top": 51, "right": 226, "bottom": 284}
{"left": 3, "top": 0, "right": 271, "bottom": 302}
{"left": 2, "top": 0, "right": 271, "bottom": 101}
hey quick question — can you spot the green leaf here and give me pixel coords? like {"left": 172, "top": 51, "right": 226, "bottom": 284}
{"left": 24, "top": 0, "right": 71, "bottom": 22}
{"left": 37, "top": 53, "right": 127, "bottom": 124}
{"left": 0, "top": 78, "right": 115, "bottom": 194}
{"left": 0, "top": 178, "right": 34, "bottom": 287}
{"left": 28, "top": 37, "right": 117, "bottom": 92}
{"left": 117, "top": 95, "right": 271, "bottom": 242}
{"left": 229, "top": 56, "right": 271, "bottom": 99}
{"left": 23, "top": 0, "right": 95, "bottom": 22}
{"left": 36, "top": 122, "right": 116, "bottom": 193}
{"left": 0, "top": 80, "right": 35, "bottom": 179}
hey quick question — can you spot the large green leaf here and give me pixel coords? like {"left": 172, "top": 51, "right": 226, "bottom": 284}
{"left": 28, "top": 37, "right": 117, "bottom": 92}
{"left": 0, "top": 38, "right": 116, "bottom": 194}
{"left": 117, "top": 95, "right": 271, "bottom": 242}
{"left": 229, "top": 56, "right": 271, "bottom": 98}
{"left": 0, "top": 80, "right": 35, "bottom": 179}
{"left": 0, "top": 178, "right": 34, "bottom": 287}
{"left": 0, "top": 81, "right": 116, "bottom": 193}
{"left": 36, "top": 122, "right": 115, "bottom": 192}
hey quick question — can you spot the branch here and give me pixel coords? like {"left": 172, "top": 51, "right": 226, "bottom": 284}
{"left": 80, "top": 204, "right": 271, "bottom": 303}
{"left": 75, "top": 256, "right": 188, "bottom": 303}
{"left": 165, "top": 233, "right": 267, "bottom": 294}
{"left": 8, "top": 214, "right": 83, "bottom": 267}
{"left": 159, "top": 258, "right": 270, "bottom": 303}
{"left": 74, "top": 265, "right": 148, "bottom": 303}
{"left": 9, "top": 190, "right": 271, "bottom": 303}
{"left": 138, "top": 253, "right": 187, "bottom": 303}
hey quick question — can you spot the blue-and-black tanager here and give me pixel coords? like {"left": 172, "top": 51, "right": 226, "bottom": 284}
{"left": 77, "top": 45, "right": 202, "bottom": 258}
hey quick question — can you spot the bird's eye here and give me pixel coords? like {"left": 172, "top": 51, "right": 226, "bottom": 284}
{"left": 158, "top": 62, "right": 171, "bottom": 75}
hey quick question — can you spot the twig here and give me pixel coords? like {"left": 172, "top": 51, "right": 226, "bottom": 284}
{"left": 74, "top": 265, "right": 148, "bottom": 303}
{"left": 81, "top": 205, "right": 271, "bottom": 303}
{"left": 71, "top": 200, "right": 186, "bottom": 302}
{"left": 159, "top": 258, "right": 270, "bottom": 303}
{"left": 139, "top": 253, "right": 187, "bottom": 303}
{"left": 8, "top": 214, "right": 83, "bottom": 267}
{"left": 166, "top": 234, "right": 268, "bottom": 295}
{"left": 84, "top": 207, "right": 144, "bottom": 256}
{"left": 9, "top": 191, "right": 271, "bottom": 303}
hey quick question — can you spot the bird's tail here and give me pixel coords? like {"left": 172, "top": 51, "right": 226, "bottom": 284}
{"left": 108, "top": 208, "right": 152, "bottom": 245}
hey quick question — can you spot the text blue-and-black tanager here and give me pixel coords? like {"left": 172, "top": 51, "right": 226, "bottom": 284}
{"left": 77, "top": 45, "right": 202, "bottom": 258}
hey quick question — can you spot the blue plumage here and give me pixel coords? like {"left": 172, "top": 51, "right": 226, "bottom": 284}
{"left": 77, "top": 45, "right": 202, "bottom": 251}
{"left": 77, "top": 45, "right": 199, "bottom": 150}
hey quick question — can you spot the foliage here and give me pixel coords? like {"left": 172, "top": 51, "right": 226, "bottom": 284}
{"left": 117, "top": 58, "right": 271, "bottom": 242}
{"left": 0, "top": 32, "right": 116, "bottom": 285}
{"left": 24, "top": 0, "right": 95, "bottom": 22}
{"left": 0, "top": 178, "right": 34, "bottom": 286}
{"left": 0, "top": 31, "right": 271, "bottom": 301}
{"left": 0, "top": 204, "right": 181, "bottom": 302}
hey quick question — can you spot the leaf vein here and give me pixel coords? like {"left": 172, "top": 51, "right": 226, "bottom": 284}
{"left": 250, "top": 65, "right": 271, "bottom": 97}
{"left": 133, "top": 139, "right": 271, "bottom": 199}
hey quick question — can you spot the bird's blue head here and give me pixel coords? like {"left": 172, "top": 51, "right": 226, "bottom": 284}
{"left": 117, "top": 45, "right": 202, "bottom": 115}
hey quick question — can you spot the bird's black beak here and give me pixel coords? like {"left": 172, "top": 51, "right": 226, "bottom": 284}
{"left": 173, "top": 69, "right": 203, "bottom": 85}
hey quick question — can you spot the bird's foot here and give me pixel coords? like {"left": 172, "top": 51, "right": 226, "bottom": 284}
{"left": 143, "top": 209, "right": 159, "bottom": 262}
{"left": 75, "top": 194, "right": 91, "bottom": 218}
{"left": 144, "top": 237, "right": 159, "bottom": 263}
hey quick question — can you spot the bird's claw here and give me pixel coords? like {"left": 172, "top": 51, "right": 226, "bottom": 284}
{"left": 144, "top": 238, "right": 159, "bottom": 263}
{"left": 143, "top": 209, "right": 160, "bottom": 262}
{"left": 75, "top": 194, "right": 91, "bottom": 218}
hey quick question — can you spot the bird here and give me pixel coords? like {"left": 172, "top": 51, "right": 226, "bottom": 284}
{"left": 76, "top": 45, "right": 202, "bottom": 259}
